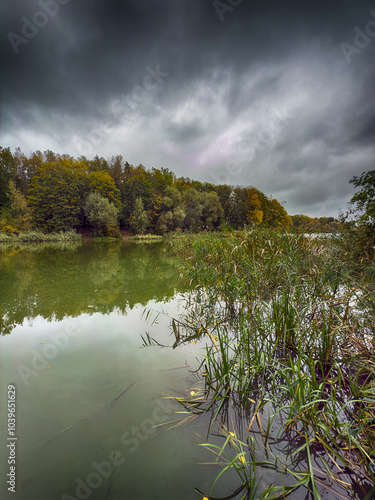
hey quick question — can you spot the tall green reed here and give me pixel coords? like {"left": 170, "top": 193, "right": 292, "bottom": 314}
{"left": 166, "top": 228, "right": 375, "bottom": 498}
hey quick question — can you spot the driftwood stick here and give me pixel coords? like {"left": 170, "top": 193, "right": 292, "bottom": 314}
{"left": 42, "top": 382, "right": 135, "bottom": 448}
{"left": 105, "top": 382, "right": 135, "bottom": 410}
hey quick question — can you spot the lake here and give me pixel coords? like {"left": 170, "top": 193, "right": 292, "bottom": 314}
{"left": 0, "top": 241, "right": 240, "bottom": 500}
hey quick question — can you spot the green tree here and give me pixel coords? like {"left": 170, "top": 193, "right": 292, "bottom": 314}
{"left": 150, "top": 167, "right": 174, "bottom": 193}
{"left": 28, "top": 159, "right": 87, "bottom": 232}
{"left": 349, "top": 170, "right": 375, "bottom": 224}
{"left": 156, "top": 187, "right": 185, "bottom": 234}
{"left": 171, "top": 206, "right": 185, "bottom": 229}
{"left": 214, "top": 184, "right": 232, "bottom": 222}
{"left": 0, "top": 147, "right": 16, "bottom": 211}
{"left": 109, "top": 155, "right": 124, "bottom": 189}
{"left": 87, "top": 156, "right": 110, "bottom": 173}
{"left": 84, "top": 192, "right": 119, "bottom": 236}
{"left": 8, "top": 180, "right": 33, "bottom": 231}
{"left": 121, "top": 164, "right": 153, "bottom": 225}
{"left": 202, "top": 191, "right": 223, "bottom": 230}
{"left": 340, "top": 170, "right": 375, "bottom": 262}
{"left": 17, "top": 150, "right": 43, "bottom": 194}
{"left": 88, "top": 171, "right": 121, "bottom": 208}
{"left": 183, "top": 188, "right": 203, "bottom": 232}
{"left": 228, "top": 187, "right": 248, "bottom": 228}
{"left": 130, "top": 197, "right": 148, "bottom": 234}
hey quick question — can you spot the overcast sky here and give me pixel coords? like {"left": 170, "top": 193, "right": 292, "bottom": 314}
{"left": 1, "top": 0, "right": 374, "bottom": 217}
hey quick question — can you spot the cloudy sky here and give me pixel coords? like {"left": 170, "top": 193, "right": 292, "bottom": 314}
{"left": 1, "top": 0, "right": 374, "bottom": 217}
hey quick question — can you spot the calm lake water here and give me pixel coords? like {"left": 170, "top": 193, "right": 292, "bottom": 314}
{"left": 0, "top": 241, "right": 239, "bottom": 500}
{"left": 1, "top": 240, "right": 370, "bottom": 500}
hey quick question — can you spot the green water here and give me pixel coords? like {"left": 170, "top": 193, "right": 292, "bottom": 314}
{"left": 0, "top": 241, "right": 236, "bottom": 500}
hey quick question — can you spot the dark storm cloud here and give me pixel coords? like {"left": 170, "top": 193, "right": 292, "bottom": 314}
{"left": 0, "top": 0, "right": 368, "bottom": 112}
{"left": 1, "top": 0, "right": 374, "bottom": 217}
{"left": 165, "top": 121, "right": 205, "bottom": 145}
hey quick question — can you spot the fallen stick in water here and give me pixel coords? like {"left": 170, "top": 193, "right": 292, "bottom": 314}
{"left": 105, "top": 381, "right": 135, "bottom": 410}
{"left": 42, "top": 382, "right": 135, "bottom": 448}
{"left": 158, "top": 364, "right": 190, "bottom": 373}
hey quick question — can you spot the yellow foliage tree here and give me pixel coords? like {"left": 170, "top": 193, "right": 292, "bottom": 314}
{"left": 268, "top": 198, "right": 292, "bottom": 229}
{"left": 246, "top": 188, "right": 264, "bottom": 226}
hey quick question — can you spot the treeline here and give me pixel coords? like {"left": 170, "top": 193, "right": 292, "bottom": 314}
{"left": 292, "top": 214, "right": 341, "bottom": 233}
{"left": 0, "top": 146, "right": 339, "bottom": 235}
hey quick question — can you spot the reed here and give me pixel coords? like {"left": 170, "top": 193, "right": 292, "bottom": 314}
{"left": 166, "top": 228, "right": 375, "bottom": 498}
{"left": 0, "top": 229, "right": 81, "bottom": 243}
{"left": 128, "top": 233, "right": 163, "bottom": 240}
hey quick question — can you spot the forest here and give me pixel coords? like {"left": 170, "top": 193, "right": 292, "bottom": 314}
{"left": 0, "top": 146, "right": 341, "bottom": 236}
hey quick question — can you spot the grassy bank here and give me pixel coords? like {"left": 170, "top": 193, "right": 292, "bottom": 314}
{"left": 127, "top": 234, "right": 163, "bottom": 241}
{"left": 0, "top": 229, "right": 81, "bottom": 243}
{"left": 166, "top": 229, "right": 375, "bottom": 499}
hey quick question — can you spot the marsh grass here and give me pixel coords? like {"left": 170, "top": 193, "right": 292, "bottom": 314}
{"left": 0, "top": 229, "right": 81, "bottom": 243}
{"left": 0, "top": 230, "right": 82, "bottom": 252}
{"left": 128, "top": 234, "right": 163, "bottom": 241}
{"left": 163, "top": 229, "right": 375, "bottom": 499}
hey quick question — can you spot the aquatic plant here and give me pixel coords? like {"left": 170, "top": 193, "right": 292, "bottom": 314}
{"left": 0, "top": 229, "right": 81, "bottom": 243}
{"left": 165, "top": 228, "right": 375, "bottom": 499}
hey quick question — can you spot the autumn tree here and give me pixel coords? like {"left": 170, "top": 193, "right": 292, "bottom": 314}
{"left": 0, "top": 145, "right": 300, "bottom": 235}
{"left": 147, "top": 194, "right": 163, "bottom": 230}
{"left": 246, "top": 188, "right": 264, "bottom": 226}
{"left": 7, "top": 181, "right": 33, "bottom": 231}
{"left": 292, "top": 214, "right": 315, "bottom": 232}
{"left": 44, "top": 150, "right": 58, "bottom": 163}
{"left": 174, "top": 176, "right": 195, "bottom": 192}
{"left": 267, "top": 199, "right": 292, "bottom": 229}
{"left": 88, "top": 171, "right": 121, "bottom": 208}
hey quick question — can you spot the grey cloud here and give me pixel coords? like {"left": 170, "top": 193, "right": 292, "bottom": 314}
{"left": 1, "top": 0, "right": 374, "bottom": 217}
{"left": 165, "top": 122, "right": 205, "bottom": 145}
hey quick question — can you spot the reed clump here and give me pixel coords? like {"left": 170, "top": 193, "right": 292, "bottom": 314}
{"left": 0, "top": 229, "right": 81, "bottom": 243}
{"left": 128, "top": 234, "right": 163, "bottom": 241}
{"left": 168, "top": 228, "right": 375, "bottom": 499}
